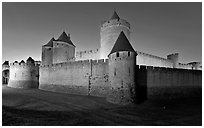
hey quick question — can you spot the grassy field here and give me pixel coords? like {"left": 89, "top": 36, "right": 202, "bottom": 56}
{"left": 2, "top": 85, "right": 202, "bottom": 126}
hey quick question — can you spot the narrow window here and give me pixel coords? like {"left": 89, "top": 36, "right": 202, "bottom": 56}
{"left": 128, "top": 52, "right": 130, "bottom": 56}
{"left": 114, "top": 68, "right": 116, "bottom": 76}
{"left": 116, "top": 52, "right": 119, "bottom": 57}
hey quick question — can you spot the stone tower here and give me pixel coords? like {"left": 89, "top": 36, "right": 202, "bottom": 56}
{"left": 100, "top": 11, "right": 131, "bottom": 59}
{"left": 53, "top": 31, "right": 76, "bottom": 64}
{"left": 42, "top": 37, "right": 55, "bottom": 65}
{"left": 107, "top": 31, "right": 137, "bottom": 105}
{"left": 167, "top": 53, "right": 179, "bottom": 68}
{"left": 8, "top": 57, "right": 39, "bottom": 89}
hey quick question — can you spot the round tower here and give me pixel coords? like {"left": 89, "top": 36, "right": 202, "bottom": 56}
{"left": 100, "top": 11, "right": 131, "bottom": 59}
{"left": 107, "top": 31, "right": 137, "bottom": 105}
{"left": 53, "top": 31, "right": 76, "bottom": 64}
{"left": 8, "top": 57, "right": 39, "bottom": 89}
{"left": 167, "top": 53, "right": 179, "bottom": 68}
{"left": 42, "top": 37, "right": 55, "bottom": 66}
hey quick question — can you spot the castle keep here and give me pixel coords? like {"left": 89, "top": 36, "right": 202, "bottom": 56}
{"left": 3, "top": 11, "right": 202, "bottom": 104}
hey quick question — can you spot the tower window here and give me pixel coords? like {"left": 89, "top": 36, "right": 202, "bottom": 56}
{"left": 128, "top": 52, "right": 130, "bottom": 56}
{"left": 114, "top": 68, "right": 116, "bottom": 76}
{"left": 116, "top": 52, "right": 119, "bottom": 57}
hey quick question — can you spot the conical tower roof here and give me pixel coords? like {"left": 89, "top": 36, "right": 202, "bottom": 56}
{"left": 110, "top": 11, "right": 120, "bottom": 20}
{"left": 43, "top": 37, "right": 55, "bottom": 47}
{"left": 26, "top": 57, "right": 35, "bottom": 64}
{"left": 56, "top": 31, "right": 75, "bottom": 47}
{"left": 109, "top": 31, "right": 135, "bottom": 56}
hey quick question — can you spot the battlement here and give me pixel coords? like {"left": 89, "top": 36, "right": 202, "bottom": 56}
{"left": 75, "top": 48, "right": 100, "bottom": 61}
{"left": 179, "top": 63, "right": 191, "bottom": 66}
{"left": 41, "top": 58, "right": 109, "bottom": 69}
{"left": 136, "top": 65, "right": 198, "bottom": 72}
{"left": 167, "top": 53, "right": 179, "bottom": 57}
{"left": 76, "top": 48, "right": 99, "bottom": 55}
{"left": 10, "top": 62, "right": 37, "bottom": 66}
{"left": 101, "top": 18, "right": 130, "bottom": 30}
{"left": 109, "top": 51, "right": 136, "bottom": 61}
{"left": 137, "top": 51, "right": 168, "bottom": 61}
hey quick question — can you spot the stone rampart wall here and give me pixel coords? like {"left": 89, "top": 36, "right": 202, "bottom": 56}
{"left": 39, "top": 59, "right": 109, "bottom": 96}
{"left": 136, "top": 65, "right": 202, "bottom": 102}
{"left": 136, "top": 51, "right": 173, "bottom": 68}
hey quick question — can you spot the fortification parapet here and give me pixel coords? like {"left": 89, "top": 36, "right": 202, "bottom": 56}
{"left": 136, "top": 51, "right": 173, "bottom": 68}
{"left": 101, "top": 18, "right": 130, "bottom": 30}
{"left": 75, "top": 48, "right": 100, "bottom": 60}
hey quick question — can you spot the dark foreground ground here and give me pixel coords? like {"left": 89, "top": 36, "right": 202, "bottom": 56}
{"left": 2, "top": 85, "right": 202, "bottom": 126}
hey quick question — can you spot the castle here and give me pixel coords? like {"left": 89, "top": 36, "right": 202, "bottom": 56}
{"left": 2, "top": 11, "right": 202, "bottom": 104}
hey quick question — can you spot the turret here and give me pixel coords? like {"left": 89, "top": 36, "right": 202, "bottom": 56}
{"left": 53, "top": 31, "right": 76, "bottom": 64}
{"left": 167, "top": 53, "right": 179, "bottom": 68}
{"left": 8, "top": 57, "right": 39, "bottom": 89}
{"left": 100, "top": 11, "right": 131, "bottom": 59}
{"left": 107, "top": 31, "right": 137, "bottom": 105}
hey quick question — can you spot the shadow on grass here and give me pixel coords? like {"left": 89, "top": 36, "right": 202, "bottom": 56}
{"left": 3, "top": 97, "right": 202, "bottom": 126}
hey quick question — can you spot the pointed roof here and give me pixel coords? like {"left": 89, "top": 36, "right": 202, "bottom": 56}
{"left": 110, "top": 11, "right": 120, "bottom": 20}
{"left": 27, "top": 57, "right": 35, "bottom": 64}
{"left": 56, "top": 31, "right": 75, "bottom": 47}
{"left": 43, "top": 37, "right": 55, "bottom": 47}
{"left": 109, "top": 31, "right": 135, "bottom": 56}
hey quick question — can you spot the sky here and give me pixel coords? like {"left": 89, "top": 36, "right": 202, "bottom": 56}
{"left": 2, "top": 2, "right": 202, "bottom": 64}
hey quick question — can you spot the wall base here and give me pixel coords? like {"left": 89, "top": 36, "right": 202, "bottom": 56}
{"left": 106, "top": 87, "right": 136, "bottom": 105}
{"left": 147, "top": 86, "right": 202, "bottom": 100}
{"left": 8, "top": 80, "right": 39, "bottom": 89}
{"left": 39, "top": 84, "right": 89, "bottom": 95}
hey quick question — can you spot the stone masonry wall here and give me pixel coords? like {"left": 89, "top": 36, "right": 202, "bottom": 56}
{"left": 39, "top": 59, "right": 109, "bottom": 96}
{"left": 8, "top": 63, "right": 39, "bottom": 89}
{"left": 135, "top": 65, "right": 202, "bottom": 102}
{"left": 136, "top": 51, "right": 173, "bottom": 68}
